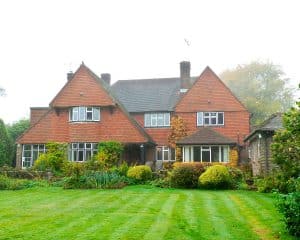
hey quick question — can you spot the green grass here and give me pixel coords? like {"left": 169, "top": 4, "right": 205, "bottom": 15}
{"left": 0, "top": 186, "right": 295, "bottom": 240}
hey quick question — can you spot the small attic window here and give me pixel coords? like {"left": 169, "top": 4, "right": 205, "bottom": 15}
{"left": 69, "top": 106, "right": 100, "bottom": 122}
{"left": 180, "top": 89, "right": 188, "bottom": 93}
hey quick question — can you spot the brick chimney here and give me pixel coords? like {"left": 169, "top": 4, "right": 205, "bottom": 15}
{"left": 67, "top": 71, "right": 74, "bottom": 81}
{"left": 101, "top": 73, "right": 111, "bottom": 85}
{"left": 180, "top": 61, "right": 191, "bottom": 90}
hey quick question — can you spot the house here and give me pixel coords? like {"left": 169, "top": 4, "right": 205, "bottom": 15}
{"left": 244, "top": 113, "right": 283, "bottom": 176}
{"left": 16, "top": 61, "right": 250, "bottom": 169}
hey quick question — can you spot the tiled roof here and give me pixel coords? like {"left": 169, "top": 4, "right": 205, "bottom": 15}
{"left": 111, "top": 77, "right": 197, "bottom": 112}
{"left": 244, "top": 113, "right": 283, "bottom": 141}
{"left": 177, "top": 127, "right": 236, "bottom": 145}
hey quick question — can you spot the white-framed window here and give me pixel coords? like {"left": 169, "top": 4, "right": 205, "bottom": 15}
{"left": 22, "top": 144, "right": 46, "bottom": 168}
{"left": 156, "top": 146, "right": 175, "bottom": 161}
{"left": 69, "top": 143, "right": 98, "bottom": 162}
{"left": 144, "top": 113, "right": 170, "bottom": 127}
{"left": 197, "top": 112, "right": 224, "bottom": 126}
{"left": 183, "top": 145, "right": 229, "bottom": 163}
{"left": 69, "top": 107, "right": 100, "bottom": 122}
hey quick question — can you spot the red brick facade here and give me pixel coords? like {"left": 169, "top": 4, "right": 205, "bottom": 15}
{"left": 175, "top": 67, "right": 250, "bottom": 145}
{"left": 17, "top": 63, "right": 249, "bottom": 168}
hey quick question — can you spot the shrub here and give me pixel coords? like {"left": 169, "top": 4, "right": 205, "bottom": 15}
{"left": 150, "top": 177, "right": 171, "bottom": 188}
{"left": 95, "top": 141, "right": 124, "bottom": 169}
{"left": 227, "top": 166, "right": 244, "bottom": 189}
{"left": 276, "top": 191, "right": 300, "bottom": 237}
{"left": 199, "top": 165, "right": 231, "bottom": 189}
{"left": 109, "top": 162, "right": 129, "bottom": 176}
{"left": 170, "top": 163, "right": 207, "bottom": 188}
{"left": 63, "top": 162, "right": 86, "bottom": 178}
{"left": 0, "top": 174, "right": 48, "bottom": 190}
{"left": 63, "top": 171, "right": 129, "bottom": 189}
{"left": 127, "top": 165, "right": 152, "bottom": 182}
{"left": 255, "top": 175, "right": 300, "bottom": 193}
{"left": 33, "top": 142, "right": 68, "bottom": 174}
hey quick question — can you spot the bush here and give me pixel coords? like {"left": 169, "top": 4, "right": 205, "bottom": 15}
{"left": 33, "top": 142, "right": 68, "bottom": 174}
{"left": 63, "top": 171, "right": 129, "bottom": 189}
{"left": 127, "top": 165, "right": 152, "bottom": 182}
{"left": 63, "top": 162, "right": 86, "bottom": 178}
{"left": 276, "top": 191, "right": 300, "bottom": 237}
{"left": 199, "top": 165, "right": 231, "bottom": 189}
{"left": 170, "top": 163, "right": 207, "bottom": 188}
{"left": 0, "top": 174, "right": 48, "bottom": 190}
{"left": 255, "top": 175, "right": 300, "bottom": 193}
{"left": 227, "top": 166, "right": 245, "bottom": 189}
{"left": 109, "top": 162, "right": 129, "bottom": 176}
{"left": 150, "top": 178, "right": 171, "bottom": 188}
{"left": 95, "top": 141, "right": 124, "bottom": 169}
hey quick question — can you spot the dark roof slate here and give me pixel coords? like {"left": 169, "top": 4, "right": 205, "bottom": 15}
{"left": 177, "top": 127, "right": 236, "bottom": 145}
{"left": 244, "top": 113, "right": 283, "bottom": 141}
{"left": 111, "top": 77, "right": 197, "bottom": 112}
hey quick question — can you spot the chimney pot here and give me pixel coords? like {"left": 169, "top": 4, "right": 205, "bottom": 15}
{"left": 67, "top": 71, "right": 74, "bottom": 81}
{"left": 180, "top": 61, "right": 191, "bottom": 89}
{"left": 101, "top": 73, "right": 111, "bottom": 85}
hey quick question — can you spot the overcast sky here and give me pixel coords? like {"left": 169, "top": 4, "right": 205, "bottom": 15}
{"left": 0, "top": 0, "right": 299, "bottom": 124}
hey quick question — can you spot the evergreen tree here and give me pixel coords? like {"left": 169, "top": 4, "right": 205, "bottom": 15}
{"left": 0, "top": 119, "right": 12, "bottom": 166}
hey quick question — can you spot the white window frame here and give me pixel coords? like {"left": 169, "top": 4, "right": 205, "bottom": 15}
{"left": 156, "top": 146, "right": 175, "bottom": 161}
{"left": 144, "top": 113, "right": 170, "bottom": 127}
{"left": 69, "top": 107, "right": 100, "bottom": 122}
{"left": 183, "top": 145, "right": 229, "bottom": 163}
{"left": 69, "top": 142, "right": 98, "bottom": 162}
{"left": 22, "top": 144, "right": 46, "bottom": 168}
{"left": 197, "top": 112, "right": 224, "bottom": 126}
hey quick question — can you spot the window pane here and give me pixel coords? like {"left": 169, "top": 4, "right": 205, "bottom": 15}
{"left": 78, "top": 150, "right": 84, "bottom": 161}
{"left": 86, "top": 108, "right": 93, "bottom": 121}
{"left": 24, "top": 145, "right": 31, "bottom": 151}
{"left": 204, "top": 113, "right": 210, "bottom": 125}
{"left": 86, "top": 143, "right": 91, "bottom": 149}
{"left": 144, "top": 114, "right": 151, "bottom": 127}
{"left": 157, "top": 114, "right": 164, "bottom": 126}
{"left": 197, "top": 112, "right": 203, "bottom": 126}
{"left": 79, "top": 107, "right": 86, "bottom": 121}
{"left": 211, "top": 146, "right": 219, "bottom": 162}
{"left": 171, "top": 148, "right": 175, "bottom": 160}
{"left": 201, "top": 147, "right": 210, "bottom": 162}
{"left": 193, "top": 146, "right": 201, "bottom": 162}
{"left": 93, "top": 107, "right": 100, "bottom": 121}
{"left": 151, "top": 114, "right": 157, "bottom": 126}
{"left": 211, "top": 113, "right": 217, "bottom": 125}
{"left": 163, "top": 147, "right": 169, "bottom": 161}
{"left": 218, "top": 112, "right": 224, "bottom": 125}
{"left": 72, "top": 107, "right": 79, "bottom": 121}
{"left": 222, "top": 146, "right": 229, "bottom": 162}
{"left": 79, "top": 143, "right": 84, "bottom": 148}
{"left": 86, "top": 150, "right": 92, "bottom": 161}
{"left": 156, "top": 147, "right": 162, "bottom": 160}
{"left": 164, "top": 113, "right": 170, "bottom": 126}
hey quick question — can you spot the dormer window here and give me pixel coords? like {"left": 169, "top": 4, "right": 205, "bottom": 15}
{"left": 197, "top": 112, "right": 224, "bottom": 126}
{"left": 144, "top": 113, "right": 170, "bottom": 127}
{"left": 69, "top": 107, "right": 100, "bottom": 122}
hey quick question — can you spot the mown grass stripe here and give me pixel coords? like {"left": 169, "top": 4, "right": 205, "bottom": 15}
{"left": 73, "top": 192, "right": 152, "bottom": 239}
{"left": 229, "top": 194, "right": 275, "bottom": 240}
{"left": 107, "top": 197, "right": 159, "bottom": 239}
{"left": 143, "top": 194, "right": 179, "bottom": 240}
{"left": 48, "top": 191, "right": 128, "bottom": 239}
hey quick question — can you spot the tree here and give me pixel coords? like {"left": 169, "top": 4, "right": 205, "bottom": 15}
{"left": 220, "top": 61, "right": 294, "bottom": 125}
{"left": 168, "top": 116, "right": 188, "bottom": 161}
{"left": 271, "top": 100, "right": 300, "bottom": 179}
{"left": 0, "top": 119, "right": 12, "bottom": 166}
{"left": 6, "top": 119, "right": 30, "bottom": 167}
{"left": 0, "top": 87, "right": 5, "bottom": 96}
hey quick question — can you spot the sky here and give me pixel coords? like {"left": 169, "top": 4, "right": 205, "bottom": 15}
{"left": 0, "top": 0, "right": 299, "bottom": 124}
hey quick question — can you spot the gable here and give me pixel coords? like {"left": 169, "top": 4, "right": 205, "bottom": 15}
{"left": 50, "top": 64, "right": 115, "bottom": 107}
{"left": 175, "top": 67, "right": 248, "bottom": 112}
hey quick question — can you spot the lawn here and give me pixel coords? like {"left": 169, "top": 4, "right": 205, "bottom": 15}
{"left": 0, "top": 186, "right": 295, "bottom": 240}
